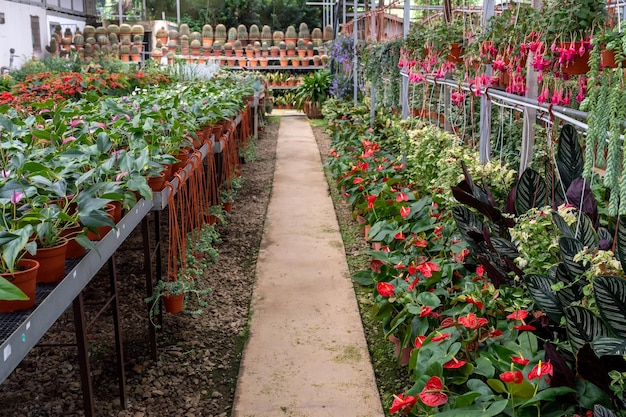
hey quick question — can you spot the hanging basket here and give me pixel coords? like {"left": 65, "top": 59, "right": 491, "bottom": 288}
{"left": 559, "top": 41, "right": 590, "bottom": 76}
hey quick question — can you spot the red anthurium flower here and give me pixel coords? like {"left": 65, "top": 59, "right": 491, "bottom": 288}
{"left": 353, "top": 177, "right": 364, "bottom": 184}
{"left": 489, "top": 329, "right": 503, "bottom": 337}
{"left": 394, "top": 262, "right": 405, "bottom": 270}
{"left": 466, "top": 297, "right": 483, "bottom": 310}
{"left": 420, "top": 306, "right": 433, "bottom": 317}
{"left": 431, "top": 333, "right": 451, "bottom": 342}
{"left": 407, "top": 277, "right": 420, "bottom": 291}
{"left": 511, "top": 355, "right": 530, "bottom": 365}
{"left": 443, "top": 357, "right": 466, "bottom": 369}
{"left": 440, "top": 317, "right": 456, "bottom": 328}
{"left": 329, "top": 149, "right": 338, "bottom": 157}
{"left": 407, "top": 265, "right": 418, "bottom": 276}
{"left": 417, "top": 261, "right": 439, "bottom": 278}
{"left": 377, "top": 282, "right": 395, "bottom": 297}
{"left": 389, "top": 393, "right": 417, "bottom": 413}
{"left": 528, "top": 361, "right": 553, "bottom": 380}
{"left": 458, "top": 313, "right": 488, "bottom": 330}
{"left": 476, "top": 265, "right": 485, "bottom": 276}
{"left": 414, "top": 237, "right": 428, "bottom": 248}
{"left": 366, "top": 195, "right": 377, "bottom": 209}
{"left": 370, "top": 259, "right": 383, "bottom": 273}
{"left": 400, "top": 206, "right": 411, "bottom": 219}
{"left": 514, "top": 324, "right": 537, "bottom": 331}
{"left": 500, "top": 370, "right": 524, "bottom": 384}
{"left": 395, "top": 231, "right": 406, "bottom": 241}
{"left": 507, "top": 310, "right": 529, "bottom": 321}
{"left": 419, "top": 376, "right": 448, "bottom": 407}
{"left": 414, "top": 335, "right": 427, "bottom": 348}
{"left": 396, "top": 192, "right": 408, "bottom": 202}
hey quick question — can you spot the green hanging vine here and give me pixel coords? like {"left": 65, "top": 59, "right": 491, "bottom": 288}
{"left": 582, "top": 86, "right": 600, "bottom": 179}
{"left": 604, "top": 85, "right": 624, "bottom": 216}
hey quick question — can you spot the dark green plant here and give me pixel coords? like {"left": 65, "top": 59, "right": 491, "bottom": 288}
{"left": 294, "top": 70, "right": 332, "bottom": 108}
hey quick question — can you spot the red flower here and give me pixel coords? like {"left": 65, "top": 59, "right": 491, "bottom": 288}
{"left": 414, "top": 335, "right": 427, "bottom": 348}
{"left": 395, "top": 231, "right": 406, "bottom": 241}
{"left": 500, "top": 370, "right": 524, "bottom": 384}
{"left": 419, "top": 376, "right": 448, "bottom": 407}
{"left": 476, "top": 265, "right": 485, "bottom": 276}
{"left": 396, "top": 192, "right": 408, "bottom": 202}
{"left": 417, "top": 261, "right": 439, "bottom": 278}
{"left": 458, "top": 313, "right": 488, "bottom": 330}
{"left": 407, "top": 265, "right": 418, "bottom": 276}
{"left": 389, "top": 393, "right": 417, "bottom": 413}
{"left": 366, "top": 195, "right": 377, "bottom": 209}
{"left": 440, "top": 318, "right": 456, "bottom": 328}
{"left": 431, "top": 333, "right": 451, "bottom": 342}
{"left": 443, "top": 357, "right": 466, "bottom": 369}
{"left": 466, "top": 297, "right": 483, "bottom": 310}
{"left": 377, "top": 282, "right": 395, "bottom": 297}
{"left": 370, "top": 259, "right": 383, "bottom": 273}
{"left": 507, "top": 310, "right": 529, "bottom": 321}
{"left": 413, "top": 237, "right": 428, "bottom": 247}
{"left": 420, "top": 306, "right": 433, "bottom": 317}
{"left": 514, "top": 324, "right": 537, "bottom": 331}
{"left": 353, "top": 177, "right": 364, "bottom": 184}
{"left": 400, "top": 206, "right": 411, "bottom": 219}
{"left": 489, "top": 329, "right": 503, "bottom": 337}
{"left": 528, "top": 361, "right": 553, "bottom": 380}
{"left": 511, "top": 355, "right": 530, "bottom": 365}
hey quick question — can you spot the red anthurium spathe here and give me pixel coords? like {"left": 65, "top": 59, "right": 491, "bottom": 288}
{"left": 389, "top": 393, "right": 417, "bottom": 413}
{"left": 370, "top": 259, "right": 383, "bottom": 273}
{"left": 466, "top": 296, "right": 483, "bottom": 310}
{"left": 458, "top": 313, "right": 489, "bottom": 330}
{"left": 419, "top": 306, "right": 433, "bottom": 317}
{"left": 511, "top": 355, "right": 530, "bottom": 366}
{"left": 500, "top": 370, "right": 524, "bottom": 384}
{"left": 514, "top": 324, "right": 537, "bottom": 331}
{"left": 400, "top": 206, "right": 411, "bottom": 219}
{"left": 353, "top": 177, "right": 364, "bottom": 184}
{"left": 431, "top": 333, "right": 451, "bottom": 342}
{"left": 366, "top": 195, "right": 377, "bottom": 209}
{"left": 377, "top": 282, "right": 395, "bottom": 297}
{"left": 507, "top": 310, "right": 529, "bottom": 321}
{"left": 417, "top": 261, "right": 439, "bottom": 278}
{"left": 528, "top": 361, "right": 553, "bottom": 380}
{"left": 443, "top": 357, "right": 466, "bottom": 369}
{"left": 396, "top": 192, "right": 408, "bottom": 202}
{"left": 419, "top": 376, "right": 448, "bottom": 407}
{"left": 414, "top": 335, "right": 427, "bottom": 348}
{"left": 395, "top": 231, "right": 406, "bottom": 241}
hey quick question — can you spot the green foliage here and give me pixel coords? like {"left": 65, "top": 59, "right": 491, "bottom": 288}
{"left": 294, "top": 70, "right": 332, "bottom": 108}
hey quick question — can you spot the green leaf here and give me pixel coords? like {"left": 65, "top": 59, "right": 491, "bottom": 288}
{"left": 576, "top": 379, "right": 611, "bottom": 410}
{"left": 416, "top": 291, "right": 441, "bottom": 308}
{"left": 559, "top": 237, "right": 588, "bottom": 279}
{"left": 455, "top": 392, "right": 482, "bottom": 408}
{"left": 556, "top": 124, "right": 583, "bottom": 189}
{"left": 616, "top": 216, "right": 626, "bottom": 273}
{"left": 487, "top": 378, "right": 506, "bottom": 394}
{"left": 594, "top": 405, "right": 618, "bottom": 417}
{"left": 571, "top": 212, "right": 598, "bottom": 249}
{"left": 515, "top": 168, "right": 547, "bottom": 215}
{"left": 452, "top": 206, "right": 484, "bottom": 245}
{"left": 490, "top": 237, "right": 519, "bottom": 259}
{"left": 518, "top": 386, "right": 576, "bottom": 407}
{"left": 554, "top": 263, "right": 583, "bottom": 307}
{"left": 0, "top": 277, "right": 28, "bottom": 301}
{"left": 507, "top": 380, "right": 536, "bottom": 399}
{"left": 431, "top": 400, "right": 508, "bottom": 417}
{"left": 352, "top": 271, "right": 374, "bottom": 286}
{"left": 591, "top": 336, "right": 626, "bottom": 356}
{"left": 473, "top": 356, "right": 495, "bottom": 378}
{"left": 565, "top": 306, "right": 609, "bottom": 350}
{"left": 525, "top": 274, "right": 564, "bottom": 323}
{"left": 594, "top": 275, "right": 626, "bottom": 338}
{"left": 552, "top": 212, "right": 574, "bottom": 238}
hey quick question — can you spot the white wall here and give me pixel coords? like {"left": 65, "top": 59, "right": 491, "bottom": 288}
{"left": 0, "top": 0, "right": 47, "bottom": 70}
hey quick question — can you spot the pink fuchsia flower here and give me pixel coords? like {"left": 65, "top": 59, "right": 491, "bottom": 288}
{"left": 376, "top": 282, "right": 395, "bottom": 297}
{"left": 528, "top": 361, "right": 553, "bottom": 380}
{"left": 389, "top": 393, "right": 417, "bottom": 414}
{"left": 419, "top": 376, "right": 448, "bottom": 407}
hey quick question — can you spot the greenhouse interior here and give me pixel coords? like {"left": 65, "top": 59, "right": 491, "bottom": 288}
{"left": 1, "top": 0, "right": 626, "bottom": 416}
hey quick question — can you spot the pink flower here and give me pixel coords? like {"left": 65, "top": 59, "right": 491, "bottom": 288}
{"left": 396, "top": 192, "right": 408, "bottom": 202}
{"left": 11, "top": 190, "right": 23, "bottom": 205}
{"left": 62, "top": 136, "right": 77, "bottom": 145}
{"left": 115, "top": 171, "right": 129, "bottom": 182}
{"left": 400, "top": 206, "right": 410, "bottom": 219}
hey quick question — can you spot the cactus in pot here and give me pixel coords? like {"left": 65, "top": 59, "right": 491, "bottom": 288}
{"left": 285, "top": 25, "right": 297, "bottom": 42}
{"left": 249, "top": 24, "right": 260, "bottom": 41}
{"left": 323, "top": 24, "right": 333, "bottom": 41}
{"left": 227, "top": 27, "right": 237, "bottom": 45}
{"left": 273, "top": 30, "right": 284, "bottom": 46}
{"left": 119, "top": 23, "right": 132, "bottom": 41}
{"left": 237, "top": 24, "right": 248, "bottom": 43}
{"left": 298, "top": 22, "right": 310, "bottom": 41}
{"left": 202, "top": 25, "right": 213, "bottom": 47}
{"left": 179, "top": 23, "right": 190, "bottom": 38}
{"left": 215, "top": 24, "right": 227, "bottom": 43}
{"left": 261, "top": 25, "right": 272, "bottom": 41}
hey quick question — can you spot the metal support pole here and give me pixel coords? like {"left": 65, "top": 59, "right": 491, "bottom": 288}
{"left": 118, "top": 0, "right": 123, "bottom": 25}
{"left": 73, "top": 293, "right": 95, "bottom": 417}
{"left": 176, "top": 0, "right": 181, "bottom": 24}
{"left": 479, "top": 0, "right": 495, "bottom": 164}
{"left": 353, "top": 0, "right": 358, "bottom": 105}
{"left": 401, "top": 0, "right": 410, "bottom": 120}
{"left": 108, "top": 256, "right": 127, "bottom": 409}
{"left": 141, "top": 216, "right": 157, "bottom": 360}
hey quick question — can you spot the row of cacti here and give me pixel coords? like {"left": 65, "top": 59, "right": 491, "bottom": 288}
{"left": 155, "top": 23, "right": 333, "bottom": 47}
{"left": 46, "top": 24, "right": 146, "bottom": 60}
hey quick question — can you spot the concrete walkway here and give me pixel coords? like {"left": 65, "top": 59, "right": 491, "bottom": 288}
{"left": 232, "top": 115, "right": 384, "bottom": 417}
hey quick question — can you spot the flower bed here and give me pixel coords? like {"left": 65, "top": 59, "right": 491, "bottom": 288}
{"left": 322, "top": 99, "right": 625, "bottom": 416}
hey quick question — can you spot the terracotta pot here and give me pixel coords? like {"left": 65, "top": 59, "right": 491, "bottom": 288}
{"left": 162, "top": 163, "right": 173, "bottom": 181}
{"left": 86, "top": 203, "right": 116, "bottom": 241}
{"left": 447, "top": 42, "right": 463, "bottom": 64}
{"left": 279, "top": 59, "right": 288, "bottom": 67}
{"left": 372, "top": 242, "right": 382, "bottom": 251}
{"left": 163, "top": 293, "right": 185, "bottom": 313}
{"left": 147, "top": 172, "right": 166, "bottom": 192}
{"left": 173, "top": 148, "right": 191, "bottom": 173}
{"left": 25, "top": 239, "right": 69, "bottom": 283}
{"left": 111, "top": 200, "right": 123, "bottom": 223}
{"left": 61, "top": 225, "right": 86, "bottom": 259}
{"left": 0, "top": 259, "right": 39, "bottom": 313}
{"left": 601, "top": 49, "right": 618, "bottom": 68}
{"left": 559, "top": 41, "right": 590, "bottom": 75}
{"left": 363, "top": 224, "right": 371, "bottom": 241}
{"left": 388, "top": 334, "right": 413, "bottom": 366}
{"left": 223, "top": 201, "right": 233, "bottom": 213}
{"left": 259, "top": 59, "right": 268, "bottom": 67}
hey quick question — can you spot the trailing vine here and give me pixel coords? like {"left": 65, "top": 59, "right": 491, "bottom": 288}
{"left": 604, "top": 85, "right": 624, "bottom": 216}
{"left": 361, "top": 38, "right": 403, "bottom": 110}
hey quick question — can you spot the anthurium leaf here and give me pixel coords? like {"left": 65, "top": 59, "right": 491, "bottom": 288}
{"left": 466, "top": 378, "right": 495, "bottom": 398}
{"left": 0, "top": 277, "right": 29, "bottom": 301}
{"left": 594, "top": 404, "right": 618, "bottom": 417}
{"left": 518, "top": 387, "right": 576, "bottom": 407}
{"left": 507, "top": 380, "right": 536, "bottom": 399}
{"left": 565, "top": 306, "right": 609, "bottom": 350}
{"left": 524, "top": 274, "right": 564, "bottom": 323}
{"left": 433, "top": 400, "right": 508, "bottom": 417}
{"left": 559, "top": 237, "right": 588, "bottom": 279}
{"left": 489, "top": 237, "right": 519, "bottom": 259}
{"left": 591, "top": 336, "right": 626, "bottom": 356}
{"left": 454, "top": 392, "right": 482, "bottom": 408}
{"left": 556, "top": 124, "right": 583, "bottom": 190}
{"left": 487, "top": 379, "right": 506, "bottom": 394}
{"left": 416, "top": 292, "right": 441, "bottom": 308}
{"left": 473, "top": 356, "right": 495, "bottom": 378}
{"left": 576, "top": 378, "right": 611, "bottom": 410}
{"left": 617, "top": 216, "right": 626, "bottom": 273}
{"left": 594, "top": 275, "right": 626, "bottom": 338}
{"left": 515, "top": 168, "right": 547, "bottom": 215}
{"left": 552, "top": 212, "right": 574, "bottom": 238}
{"left": 352, "top": 271, "right": 374, "bottom": 286}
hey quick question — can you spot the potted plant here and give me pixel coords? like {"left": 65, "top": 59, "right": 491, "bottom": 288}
{"left": 215, "top": 24, "right": 227, "bottom": 44}
{"left": 202, "top": 24, "right": 213, "bottom": 48}
{"left": 294, "top": 70, "right": 332, "bottom": 118}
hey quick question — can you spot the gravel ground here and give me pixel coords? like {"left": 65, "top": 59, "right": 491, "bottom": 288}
{"left": 0, "top": 117, "right": 280, "bottom": 417}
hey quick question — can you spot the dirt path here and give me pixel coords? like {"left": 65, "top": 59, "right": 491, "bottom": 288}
{"left": 232, "top": 115, "right": 384, "bottom": 417}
